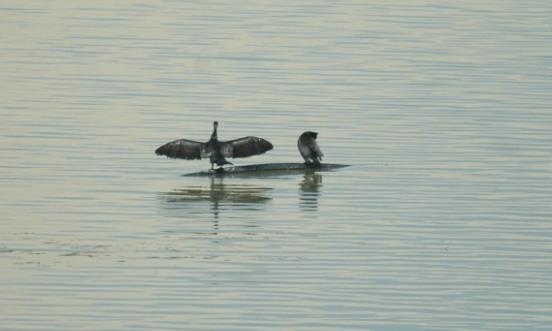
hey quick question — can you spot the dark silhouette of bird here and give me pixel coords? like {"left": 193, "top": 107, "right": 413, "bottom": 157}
{"left": 155, "top": 121, "right": 273, "bottom": 170}
{"left": 298, "top": 131, "right": 324, "bottom": 165}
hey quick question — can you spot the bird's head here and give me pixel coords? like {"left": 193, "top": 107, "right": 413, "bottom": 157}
{"left": 306, "top": 131, "right": 318, "bottom": 139}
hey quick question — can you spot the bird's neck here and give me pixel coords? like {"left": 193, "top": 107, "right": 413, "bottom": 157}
{"left": 211, "top": 126, "right": 218, "bottom": 140}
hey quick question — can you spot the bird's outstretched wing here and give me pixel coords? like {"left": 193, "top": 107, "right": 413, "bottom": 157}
{"left": 220, "top": 136, "right": 273, "bottom": 158}
{"left": 155, "top": 139, "right": 208, "bottom": 159}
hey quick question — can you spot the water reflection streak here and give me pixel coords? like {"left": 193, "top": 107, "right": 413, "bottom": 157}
{"left": 299, "top": 172, "right": 323, "bottom": 211}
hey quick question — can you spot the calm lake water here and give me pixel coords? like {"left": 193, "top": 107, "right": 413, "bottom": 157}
{"left": 1, "top": 1, "right": 551, "bottom": 330}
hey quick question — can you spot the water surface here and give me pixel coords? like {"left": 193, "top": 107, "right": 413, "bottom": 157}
{"left": 1, "top": 1, "right": 552, "bottom": 330}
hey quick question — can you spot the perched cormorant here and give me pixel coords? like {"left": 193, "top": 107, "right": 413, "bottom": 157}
{"left": 155, "top": 121, "right": 273, "bottom": 170}
{"left": 298, "top": 131, "right": 324, "bottom": 165}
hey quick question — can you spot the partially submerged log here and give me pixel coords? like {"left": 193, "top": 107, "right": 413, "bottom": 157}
{"left": 183, "top": 162, "right": 349, "bottom": 177}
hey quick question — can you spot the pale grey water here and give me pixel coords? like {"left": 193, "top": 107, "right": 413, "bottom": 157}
{"left": 1, "top": 1, "right": 552, "bottom": 330}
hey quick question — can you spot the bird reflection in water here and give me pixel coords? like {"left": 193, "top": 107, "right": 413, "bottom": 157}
{"left": 299, "top": 171, "right": 322, "bottom": 211}
{"left": 160, "top": 178, "right": 272, "bottom": 233}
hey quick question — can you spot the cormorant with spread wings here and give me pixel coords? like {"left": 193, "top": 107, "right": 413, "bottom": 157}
{"left": 155, "top": 121, "right": 273, "bottom": 170}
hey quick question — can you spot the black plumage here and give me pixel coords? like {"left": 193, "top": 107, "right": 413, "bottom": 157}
{"left": 298, "top": 131, "right": 324, "bottom": 165}
{"left": 155, "top": 121, "right": 273, "bottom": 169}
